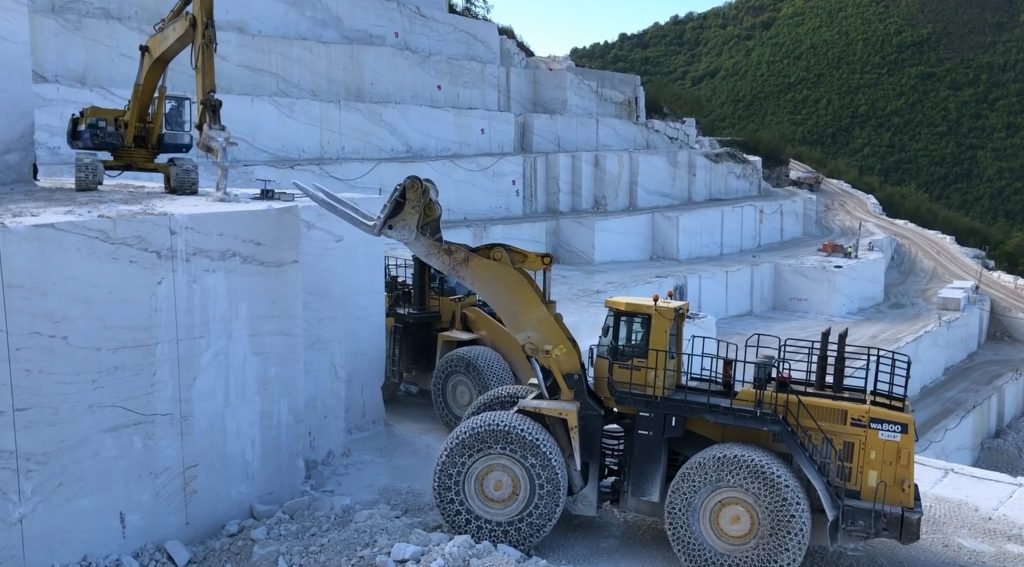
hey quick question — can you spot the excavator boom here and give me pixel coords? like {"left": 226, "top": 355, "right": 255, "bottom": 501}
{"left": 294, "top": 177, "right": 585, "bottom": 386}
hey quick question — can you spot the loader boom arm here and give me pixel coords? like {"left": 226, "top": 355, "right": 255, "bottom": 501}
{"left": 295, "top": 176, "right": 585, "bottom": 385}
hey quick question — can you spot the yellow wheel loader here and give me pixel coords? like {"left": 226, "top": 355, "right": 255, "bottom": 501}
{"left": 384, "top": 253, "right": 555, "bottom": 429}
{"left": 296, "top": 176, "right": 922, "bottom": 567}
{"left": 65, "top": 0, "right": 230, "bottom": 194}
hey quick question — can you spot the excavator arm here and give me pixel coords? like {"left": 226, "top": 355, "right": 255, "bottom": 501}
{"left": 125, "top": 0, "right": 225, "bottom": 154}
{"left": 294, "top": 176, "right": 585, "bottom": 396}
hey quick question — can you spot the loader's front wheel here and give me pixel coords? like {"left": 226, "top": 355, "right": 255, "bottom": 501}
{"left": 433, "top": 411, "right": 567, "bottom": 551}
{"left": 432, "top": 346, "right": 515, "bottom": 429}
{"left": 462, "top": 384, "right": 537, "bottom": 423}
{"left": 664, "top": 443, "right": 811, "bottom": 567}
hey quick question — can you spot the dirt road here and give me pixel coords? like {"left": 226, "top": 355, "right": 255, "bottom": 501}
{"left": 792, "top": 161, "right": 1024, "bottom": 333}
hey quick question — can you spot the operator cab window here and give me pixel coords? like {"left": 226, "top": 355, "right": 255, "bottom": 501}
{"left": 597, "top": 310, "right": 651, "bottom": 363}
{"left": 163, "top": 97, "right": 192, "bottom": 133}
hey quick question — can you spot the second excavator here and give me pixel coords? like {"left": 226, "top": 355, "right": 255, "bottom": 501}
{"left": 65, "top": 0, "right": 230, "bottom": 195}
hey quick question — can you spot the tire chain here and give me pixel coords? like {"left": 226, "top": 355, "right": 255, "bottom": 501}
{"left": 433, "top": 411, "right": 567, "bottom": 551}
{"left": 664, "top": 442, "right": 812, "bottom": 567}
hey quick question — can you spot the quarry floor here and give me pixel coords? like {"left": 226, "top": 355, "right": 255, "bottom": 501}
{"left": 98, "top": 396, "right": 1023, "bottom": 567}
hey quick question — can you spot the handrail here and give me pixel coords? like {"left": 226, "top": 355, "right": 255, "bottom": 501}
{"left": 599, "top": 334, "right": 855, "bottom": 509}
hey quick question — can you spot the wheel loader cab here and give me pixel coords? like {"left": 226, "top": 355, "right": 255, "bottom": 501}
{"left": 592, "top": 296, "right": 689, "bottom": 401}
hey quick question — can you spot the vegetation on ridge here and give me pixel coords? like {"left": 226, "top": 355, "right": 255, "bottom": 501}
{"left": 570, "top": 0, "right": 1024, "bottom": 275}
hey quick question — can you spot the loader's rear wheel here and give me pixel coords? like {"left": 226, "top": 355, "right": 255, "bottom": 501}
{"left": 74, "top": 152, "right": 102, "bottom": 191}
{"left": 433, "top": 411, "right": 567, "bottom": 550}
{"left": 462, "top": 385, "right": 537, "bottom": 423}
{"left": 432, "top": 346, "right": 515, "bottom": 429}
{"left": 664, "top": 443, "right": 811, "bottom": 567}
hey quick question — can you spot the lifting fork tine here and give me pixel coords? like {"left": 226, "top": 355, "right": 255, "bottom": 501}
{"left": 292, "top": 180, "right": 381, "bottom": 235}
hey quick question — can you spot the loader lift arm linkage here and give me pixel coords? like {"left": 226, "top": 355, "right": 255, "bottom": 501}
{"left": 295, "top": 176, "right": 586, "bottom": 398}
{"left": 66, "top": 0, "right": 231, "bottom": 195}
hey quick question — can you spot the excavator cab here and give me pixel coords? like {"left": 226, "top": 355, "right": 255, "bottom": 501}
{"left": 158, "top": 94, "right": 194, "bottom": 154}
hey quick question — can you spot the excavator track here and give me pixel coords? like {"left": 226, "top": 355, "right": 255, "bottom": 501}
{"left": 166, "top": 158, "right": 199, "bottom": 195}
{"left": 74, "top": 152, "right": 102, "bottom": 192}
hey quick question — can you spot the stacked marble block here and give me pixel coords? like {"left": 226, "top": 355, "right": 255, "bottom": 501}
{"left": 0, "top": 0, "right": 34, "bottom": 185}
{"left": 0, "top": 203, "right": 383, "bottom": 565}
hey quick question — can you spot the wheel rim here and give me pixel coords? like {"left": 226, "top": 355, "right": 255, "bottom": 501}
{"left": 445, "top": 373, "right": 478, "bottom": 418}
{"left": 464, "top": 455, "right": 531, "bottom": 520}
{"left": 698, "top": 487, "right": 762, "bottom": 553}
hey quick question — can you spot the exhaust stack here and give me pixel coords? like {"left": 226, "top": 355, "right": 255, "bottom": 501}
{"left": 814, "top": 326, "right": 831, "bottom": 391}
{"left": 833, "top": 327, "right": 849, "bottom": 395}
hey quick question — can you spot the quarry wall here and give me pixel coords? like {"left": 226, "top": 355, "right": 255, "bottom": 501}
{"left": 0, "top": 203, "right": 383, "bottom": 565}
{"left": 0, "top": 0, "right": 35, "bottom": 185}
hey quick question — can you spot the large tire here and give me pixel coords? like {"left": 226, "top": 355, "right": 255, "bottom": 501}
{"left": 433, "top": 411, "right": 567, "bottom": 550}
{"left": 664, "top": 443, "right": 811, "bottom": 567}
{"left": 432, "top": 346, "right": 515, "bottom": 429}
{"left": 462, "top": 384, "right": 537, "bottom": 423}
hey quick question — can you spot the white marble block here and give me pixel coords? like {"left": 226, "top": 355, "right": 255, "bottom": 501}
{"left": 32, "top": 15, "right": 501, "bottom": 110}
{"left": 34, "top": 84, "right": 518, "bottom": 166}
{"left": 0, "top": 216, "right": 189, "bottom": 564}
{"left": 31, "top": 0, "right": 499, "bottom": 65}
{"left": 633, "top": 151, "right": 692, "bottom": 209}
{"left": 0, "top": 0, "right": 35, "bottom": 184}
{"left": 557, "top": 214, "right": 653, "bottom": 264}
{"left": 0, "top": 203, "right": 384, "bottom": 565}
{"left": 298, "top": 205, "right": 385, "bottom": 440}
{"left": 774, "top": 255, "right": 886, "bottom": 316}
{"left": 443, "top": 219, "right": 553, "bottom": 252}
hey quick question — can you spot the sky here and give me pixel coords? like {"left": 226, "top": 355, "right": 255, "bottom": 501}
{"left": 489, "top": 1, "right": 729, "bottom": 57}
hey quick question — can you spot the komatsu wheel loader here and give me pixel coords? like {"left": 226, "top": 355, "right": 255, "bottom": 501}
{"left": 384, "top": 252, "right": 555, "bottom": 429}
{"left": 295, "top": 176, "right": 923, "bottom": 567}
{"left": 65, "top": 0, "right": 230, "bottom": 194}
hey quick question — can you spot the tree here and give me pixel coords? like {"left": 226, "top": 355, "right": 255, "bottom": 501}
{"left": 448, "top": 0, "right": 492, "bottom": 20}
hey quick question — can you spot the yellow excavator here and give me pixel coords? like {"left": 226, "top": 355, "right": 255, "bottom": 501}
{"left": 296, "top": 176, "right": 922, "bottom": 566}
{"left": 65, "top": 0, "right": 230, "bottom": 194}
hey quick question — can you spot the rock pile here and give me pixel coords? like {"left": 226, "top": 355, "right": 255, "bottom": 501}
{"left": 59, "top": 488, "right": 563, "bottom": 567}
{"left": 976, "top": 415, "right": 1024, "bottom": 478}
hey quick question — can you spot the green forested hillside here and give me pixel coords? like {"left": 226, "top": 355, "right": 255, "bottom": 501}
{"left": 570, "top": 0, "right": 1024, "bottom": 274}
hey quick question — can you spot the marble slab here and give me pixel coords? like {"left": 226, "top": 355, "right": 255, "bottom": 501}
{"left": 444, "top": 219, "right": 553, "bottom": 252}
{"left": 297, "top": 204, "right": 385, "bottom": 441}
{"left": 1, "top": 217, "right": 184, "bottom": 564}
{"left": 34, "top": 84, "right": 518, "bottom": 166}
{"left": 0, "top": 238, "right": 23, "bottom": 567}
{"left": 169, "top": 207, "right": 306, "bottom": 541}
{"left": 30, "top": 0, "right": 498, "bottom": 64}
{"left": 31, "top": 14, "right": 501, "bottom": 110}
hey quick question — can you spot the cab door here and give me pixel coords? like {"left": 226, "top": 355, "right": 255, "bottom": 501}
{"left": 607, "top": 312, "right": 653, "bottom": 395}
